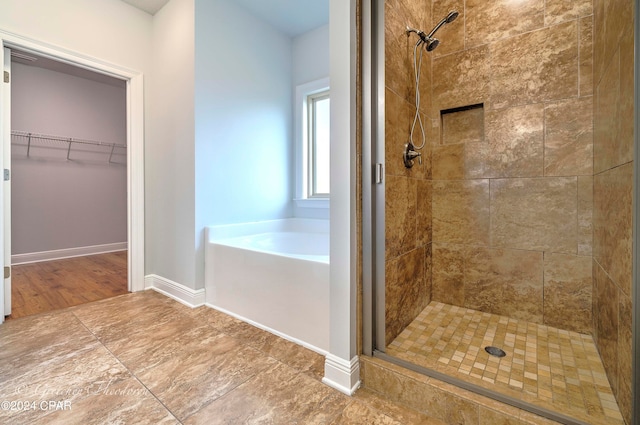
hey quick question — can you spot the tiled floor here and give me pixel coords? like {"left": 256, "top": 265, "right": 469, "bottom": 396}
{"left": 0, "top": 290, "right": 445, "bottom": 425}
{"left": 387, "top": 301, "right": 625, "bottom": 425}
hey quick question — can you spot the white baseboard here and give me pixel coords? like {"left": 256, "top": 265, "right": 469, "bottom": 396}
{"left": 11, "top": 242, "right": 128, "bottom": 265}
{"left": 205, "top": 303, "right": 329, "bottom": 357}
{"left": 145, "top": 274, "right": 205, "bottom": 308}
{"left": 147, "top": 276, "right": 358, "bottom": 395}
{"left": 322, "top": 354, "right": 361, "bottom": 395}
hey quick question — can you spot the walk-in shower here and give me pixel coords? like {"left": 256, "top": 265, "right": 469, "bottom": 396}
{"left": 363, "top": 1, "right": 637, "bottom": 424}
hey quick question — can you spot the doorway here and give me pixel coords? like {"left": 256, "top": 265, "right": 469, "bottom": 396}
{"left": 8, "top": 49, "right": 128, "bottom": 319}
{"left": 0, "top": 35, "right": 146, "bottom": 324}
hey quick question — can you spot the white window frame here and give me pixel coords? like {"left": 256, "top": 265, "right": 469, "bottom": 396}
{"left": 294, "top": 77, "right": 330, "bottom": 209}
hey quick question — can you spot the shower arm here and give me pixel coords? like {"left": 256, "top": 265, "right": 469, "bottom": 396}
{"left": 406, "top": 27, "right": 430, "bottom": 44}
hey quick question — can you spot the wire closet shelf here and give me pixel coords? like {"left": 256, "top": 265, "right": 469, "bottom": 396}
{"left": 10, "top": 130, "right": 127, "bottom": 163}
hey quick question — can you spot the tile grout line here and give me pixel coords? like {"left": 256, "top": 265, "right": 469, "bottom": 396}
{"left": 74, "top": 302, "right": 282, "bottom": 424}
{"left": 70, "top": 310, "right": 184, "bottom": 425}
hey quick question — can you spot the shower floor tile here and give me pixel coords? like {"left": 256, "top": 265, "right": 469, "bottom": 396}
{"left": 386, "top": 302, "right": 625, "bottom": 425}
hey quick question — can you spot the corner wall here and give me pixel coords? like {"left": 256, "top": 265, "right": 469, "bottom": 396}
{"left": 147, "top": 0, "right": 197, "bottom": 289}
{"left": 293, "top": 24, "right": 330, "bottom": 86}
{"left": 384, "top": 0, "right": 433, "bottom": 345}
{"left": 195, "top": 0, "right": 294, "bottom": 289}
{"left": 592, "top": 0, "right": 634, "bottom": 422}
{"left": 292, "top": 24, "right": 330, "bottom": 220}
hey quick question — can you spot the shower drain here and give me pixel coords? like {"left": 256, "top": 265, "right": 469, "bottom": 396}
{"left": 484, "top": 346, "right": 506, "bottom": 358}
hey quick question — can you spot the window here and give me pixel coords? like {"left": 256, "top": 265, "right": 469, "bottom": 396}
{"left": 295, "top": 78, "right": 330, "bottom": 207}
{"left": 307, "top": 90, "right": 330, "bottom": 197}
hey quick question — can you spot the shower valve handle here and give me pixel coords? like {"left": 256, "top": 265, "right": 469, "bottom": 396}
{"left": 403, "top": 143, "right": 422, "bottom": 168}
{"left": 407, "top": 150, "right": 422, "bottom": 163}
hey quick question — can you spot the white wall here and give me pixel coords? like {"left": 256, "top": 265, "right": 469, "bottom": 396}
{"left": 293, "top": 24, "right": 330, "bottom": 86}
{"left": 0, "top": 0, "right": 152, "bottom": 288}
{"left": 0, "top": 0, "right": 152, "bottom": 74}
{"left": 147, "top": 0, "right": 197, "bottom": 288}
{"left": 195, "top": 0, "right": 293, "bottom": 287}
{"left": 11, "top": 63, "right": 127, "bottom": 255}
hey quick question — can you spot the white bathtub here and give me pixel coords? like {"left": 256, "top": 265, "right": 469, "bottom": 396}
{"left": 205, "top": 218, "right": 329, "bottom": 354}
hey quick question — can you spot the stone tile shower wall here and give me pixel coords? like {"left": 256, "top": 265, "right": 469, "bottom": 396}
{"left": 592, "top": 0, "right": 634, "bottom": 423}
{"left": 384, "top": 0, "right": 434, "bottom": 345}
{"left": 429, "top": 0, "right": 594, "bottom": 336}
{"left": 382, "top": 0, "right": 634, "bottom": 422}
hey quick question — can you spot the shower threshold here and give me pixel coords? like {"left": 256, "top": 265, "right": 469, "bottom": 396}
{"left": 385, "top": 302, "right": 624, "bottom": 425}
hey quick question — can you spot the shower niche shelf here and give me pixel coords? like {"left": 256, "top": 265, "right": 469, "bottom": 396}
{"left": 440, "top": 103, "right": 484, "bottom": 145}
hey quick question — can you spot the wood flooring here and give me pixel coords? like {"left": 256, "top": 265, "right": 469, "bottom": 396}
{"left": 7, "top": 251, "right": 128, "bottom": 320}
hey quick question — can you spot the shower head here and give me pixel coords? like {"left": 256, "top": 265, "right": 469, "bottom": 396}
{"left": 406, "top": 10, "right": 458, "bottom": 52}
{"left": 425, "top": 10, "right": 459, "bottom": 41}
{"left": 425, "top": 38, "right": 439, "bottom": 51}
{"left": 445, "top": 11, "right": 459, "bottom": 23}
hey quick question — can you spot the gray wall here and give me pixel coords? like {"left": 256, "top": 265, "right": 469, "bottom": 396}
{"left": 11, "top": 62, "right": 127, "bottom": 255}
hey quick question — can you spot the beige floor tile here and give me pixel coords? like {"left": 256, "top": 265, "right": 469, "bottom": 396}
{"left": 183, "top": 362, "right": 349, "bottom": 424}
{"left": 106, "top": 323, "right": 222, "bottom": 375}
{"left": 136, "top": 333, "right": 278, "bottom": 420}
{"left": 0, "top": 343, "right": 133, "bottom": 425}
{"left": 29, "top": 377, "right": 179, "bottom": 425}
{"left": 1, "top": 291, "right": 451, "bottom": 425}
{"left": 387, "top": 301, "right": 625, "bottom": 425}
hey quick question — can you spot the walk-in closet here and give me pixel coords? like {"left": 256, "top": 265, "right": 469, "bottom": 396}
{"left": 7, "top": 50, "right": 128, "bottom": 318}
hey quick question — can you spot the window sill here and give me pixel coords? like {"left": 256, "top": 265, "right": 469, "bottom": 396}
{"left": 294, "top": 198, "right": 330, "bottom": 209}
